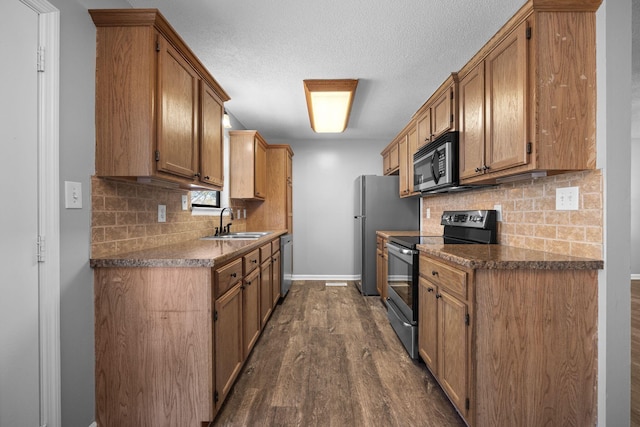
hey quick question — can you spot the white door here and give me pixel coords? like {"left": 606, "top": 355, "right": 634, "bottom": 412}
{"left": 0, "top": 2, "right": 41, "bottom": 426}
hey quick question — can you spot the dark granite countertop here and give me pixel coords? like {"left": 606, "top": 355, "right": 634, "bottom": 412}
{"left": 90, "top": 230, "right": 287, "bottom": 268}
{"left": 417, "top": 243, "right": 604, "bottom": 270}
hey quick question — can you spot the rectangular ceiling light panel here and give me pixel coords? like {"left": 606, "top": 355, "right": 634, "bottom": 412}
{"left": 303, "top": 79, "right": 358, "bottom": 133}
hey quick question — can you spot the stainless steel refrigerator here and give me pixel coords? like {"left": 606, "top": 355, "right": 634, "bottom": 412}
{"left": 354, "top": 175, "right": 419, "bottom": 295}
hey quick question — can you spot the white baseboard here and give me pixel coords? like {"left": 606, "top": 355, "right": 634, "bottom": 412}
{"left": 292, "top": 274, "right": 358, "bottom": 281}
{"left": 632, "top": 274, "right": 640, "bottom": 281}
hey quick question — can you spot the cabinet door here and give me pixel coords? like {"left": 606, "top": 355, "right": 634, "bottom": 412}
{"left": 242, "top": 268, "right": 261, "bottom": 358}
{"left": 438, "top": 290, "right": 469, "bottom": 416}
{"left": 215, "top": 283, "right": 243, "bottom": 409}
{"left": 271, "top": 250, "right": 281, "bottom": 307}
{"left": 407, "top": 125, "right": 418, "bottom": 196}
{"left": 200, "top": 81, "right": 224, "bottom": 187}
{"left": 254, "top": 139, "right": 267, "bottom": 199}
{"left": 389, "top": 142, "right": 399, "bottom": 172}
{"left": 484, "top": 21, "right": 528, "bottom": 174}
{"left": 459, "top": 63, "right": 485, "bottom": 180}
{"left": 156, "top": 35, "right": 198, "bottom": 179}
{"left": 398, "top": 134, "right": 410, "bottom": 196}
{"left": 418, "top": 277, "right": 438, "bottom": 373}
{"left": 417, "top": 107, "right": 432, "bottom": 149}
{"left": 431, "top": 88, "right": 452, "bottom": 140}
{"left": 376, "top": 248, "right": 384, "bottom": 297}
{"left": 286, "top": 152, "right": 293, "bottom": 234}
{"left": 260, "top": 260, "right": 272, "bottom": 328}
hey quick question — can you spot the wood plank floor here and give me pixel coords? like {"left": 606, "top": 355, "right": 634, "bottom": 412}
{"left": 213, "top": 281, "right": 465, "bottom": 426}
{"left": 632, "top": 280, "right": 640, "bottom": 426}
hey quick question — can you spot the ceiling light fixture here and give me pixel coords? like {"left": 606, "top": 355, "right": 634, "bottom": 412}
{"left": 223, "top": 109, "right": 232, "bottom": 129}
{"left": 303, "top": 79, "right": 358, "bottom": 133}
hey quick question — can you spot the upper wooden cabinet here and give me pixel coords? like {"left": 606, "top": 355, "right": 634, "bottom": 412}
{"left": 246, "top": 144, "right": 294, "bottom": 233}
{"left": 457, "top": 1, "right": 599, "bottom": 184}
{"left": 381, "top": 140, "right": 399, "bottom": 175}
{"left": 395, "top": 120, "right": 418, "bottom": 197}
{"left": 229, "top": 130, "right": 268, "bottom": 200}
{"left": 90, "top": 9, "right": 229, "bottom": 190}
{"left": 416, "top": 74, "right": 458, "bottom": 150}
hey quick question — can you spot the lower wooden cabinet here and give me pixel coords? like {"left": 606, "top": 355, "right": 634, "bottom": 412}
{"left": 272, "top": 249, "right": 281, "bottom": 306}
{"left": 260, "top": 243, "right": 273, "bottom": 328}
{"left": 418, "top": 252, "right": 598, "bottom": 427}
{"left": 376, "top": 236, "right": 388, "bottom": 301}
{"left": 93, "top": 235, "right": 283, "bottom": 426}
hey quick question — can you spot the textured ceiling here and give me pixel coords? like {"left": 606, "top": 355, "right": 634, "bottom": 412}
{"left": 125, "top": 0, "right": 529, "bottom": 143}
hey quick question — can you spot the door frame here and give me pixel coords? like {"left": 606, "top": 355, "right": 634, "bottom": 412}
{"left": 21, "top": 0, "right": 61, "bottom": 425}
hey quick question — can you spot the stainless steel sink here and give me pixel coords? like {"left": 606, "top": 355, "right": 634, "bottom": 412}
{"left": 200, "top": 231, "right": 272, "bottom": 240}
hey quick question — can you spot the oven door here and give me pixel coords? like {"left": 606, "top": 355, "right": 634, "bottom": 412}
{"left": 386, "top": 242, "right": 418, "bottom": 323}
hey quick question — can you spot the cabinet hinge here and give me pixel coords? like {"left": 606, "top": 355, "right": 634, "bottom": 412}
{"left": 526, "top": 26, "right": 532, "bottom": 40}
{"left": 155, "top": 150, "right": 160, "bottom": 162}
{"left": 214, "top": 310, "right": 218, "bottom": 321}
{"left": 526, "top": 142, "right": 532, "bottom": 154}
{"left": 37, "top": 235, "right": 46, "bottom": 263}
{"left": 450, "top": 90, "right": 454, "bottom": 100}
{"left": 37, "top": 46, "right": 45, "bottom": 72}
{"left": 450, "top": 113, "right": 454, "bottom": 123}
{"left": 465, "top": 313, "right": 470, "bottom": 326}
{"left": 214, "top": 390, "right": 219, "bottom": 403}
{"left": 156, "top": 41, "right": 161, "bottom": 52}
{"left": 465, "top": 398, "right": 470, "bottom": 410}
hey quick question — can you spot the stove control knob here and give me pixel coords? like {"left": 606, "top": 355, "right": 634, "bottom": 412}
{"left": 473, "top": 216, "right": 484, "bottom": 222}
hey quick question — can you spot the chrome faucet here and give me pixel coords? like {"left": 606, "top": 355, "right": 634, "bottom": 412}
{"left": 216, "top": 207, "right": 234, "bottom": 236}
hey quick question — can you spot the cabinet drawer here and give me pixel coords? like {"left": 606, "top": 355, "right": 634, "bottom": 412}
{"left": 244, "top": 249, "right": 260, "bottom": 274}
{"left": 272, "top": 238, "right": 280, "bottom": 253}
{"left": 215, "top": 258, "right": 243, "bottom": 297}
{"left": 420, "top": 256, "right": 467, "bottom": 299}
{"left": 260, "top": 243, "right": 272, "bottom": 263}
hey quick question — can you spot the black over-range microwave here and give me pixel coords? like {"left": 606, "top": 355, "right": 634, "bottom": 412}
{"left": 413, "top": 131, "right": 459, "bottom": 194}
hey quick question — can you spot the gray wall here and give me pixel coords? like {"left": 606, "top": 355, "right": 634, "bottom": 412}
{"left": 632, "top": 0, "right": 640, "bottom": 275}
{"left": 283, "top": 138, "right": 390, "bottom": 278}
{"left": 51, "top": 0, "right": 129, "bottom": 425}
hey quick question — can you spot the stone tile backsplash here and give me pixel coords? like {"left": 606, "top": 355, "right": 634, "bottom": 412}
{"left": 420, "top": 170, "right": 603, "bottom": 259}
{"left": 91, "top": 176, "right": 246, "bottom": 258}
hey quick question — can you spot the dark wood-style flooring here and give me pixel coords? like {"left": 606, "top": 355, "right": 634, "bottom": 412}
{"left": 214, "top": 281, "right": 465, "bottom": 426}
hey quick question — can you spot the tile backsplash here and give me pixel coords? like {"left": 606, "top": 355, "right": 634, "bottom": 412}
{"left": 91, "top": 176, "right": 246, "bottom": 258}
{"left": 421, "top": 170, "right": 603, "bottom": 259}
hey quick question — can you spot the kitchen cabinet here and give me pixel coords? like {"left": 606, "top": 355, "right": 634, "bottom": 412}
{"left": 418, "top": 251, "right": 598, "bottom": 427}
{"left": 419, "top": 255, "right": 470, "bottom": 419}
{"left": 246, "top": 144, "right": 294, "bottom": 234}
{"left": 375, "top": 236, "right": 388, "bottom": 302}
{"left": 259, "top": 243, "right": 273, "bottom": 328}
{"left": 396, "top": 120, "right": 418, "bottom": 197}
{"left": 416, "top": 74, "right": 457, "bottom": 150}
{"left": 90, "top": 9, "right": 229, "bottom": 190}
{"left": 457, "top": 2, "right": 599, "bottom": 184}
{"left": 230, "top": 130, "right": 268, "bottom": 200}
{"left": 93, "top": 234, "right": 283, "bottom": 425}
{"left": 272, "top": 248, "right": 281, "bottom": 307}
{"left": 381, "top": 140, "right": 399, "bottom": 175}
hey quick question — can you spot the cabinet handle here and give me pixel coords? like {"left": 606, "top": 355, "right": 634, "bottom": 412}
{"left": 475, "top": 167, "right": 482, "bottom": 173}
{"left": 431, "top": 270, "right": 439, "bottom": 276}
{"left": 230, "top": 272, "right": 237, "bottom": 278}
{"left": 194, "top": 172, "right": 201, "bottom": 178}
{"left": 483, "top": 165, "right": 491, "bottom": 171}
{"left": 427, "top": 287, "right": 434, "bottom": 293}
{"left": 204, "top": 175, "right": 210, "bottom": 180}
{"left": 436, "top": 293, "right": 442, "bottom": 299}
{"left": 245, "top": 279, "right": 252, "bottom": 286}
{"left": 252, "top": 259, "right": 258, "bottom": 264}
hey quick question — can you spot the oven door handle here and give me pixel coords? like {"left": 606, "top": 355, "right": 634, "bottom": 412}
{"left": 386, "top": 242, "right": 417, "bottom": 256}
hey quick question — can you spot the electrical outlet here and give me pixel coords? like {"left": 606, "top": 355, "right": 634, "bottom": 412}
{"left": 426, "top": 208, "right": 431, "bottom": 219}
{"left": 64, "top": 181, "right": 82, "bottom": 209}
{"left": 181, "top": 195, "right": 188, "bottom": 211}
{"left": 556, "top": 187, "right": 579, "bottom": 211}
{"left": 493, "top": 204, "right": 502, "bottom": 221}
{"left": 158, "top": 204, "right": 167, "bottom": 222}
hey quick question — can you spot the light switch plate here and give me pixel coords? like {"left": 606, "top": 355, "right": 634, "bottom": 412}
{"left": 181, "top": 195, "right": 188, "bottom": 211}
{"left": 64, "top": 181, "right": 82, "bottom": 209}
{"left": 556, "top": 187, "right": 579, "bottom": 211}
{"left": 158, "top": 205, "right": 167, "bottom": 222}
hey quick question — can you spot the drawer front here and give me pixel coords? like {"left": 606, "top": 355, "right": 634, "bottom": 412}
{"left": 272, "top": 238, "right": 280, "bottom": 253}
{"left": 420, "top": 256, "right": 467, "bottom": 299}
{"left": 244, "top": 248, "right": 260, "bottom": 274}
{"left": 215, "top": 258, "right": 243, "bottom": 297}
{"left": 260, "top": 243, "right": 272, "bottom": 263}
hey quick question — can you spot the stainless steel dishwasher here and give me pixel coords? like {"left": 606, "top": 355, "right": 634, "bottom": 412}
{"left": 280, "top": 234, "right": 293, "bottom": 299}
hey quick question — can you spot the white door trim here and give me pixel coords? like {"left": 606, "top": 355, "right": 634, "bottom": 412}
{"left": 20, "top": 0, "right": 61, "bottom": 426}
